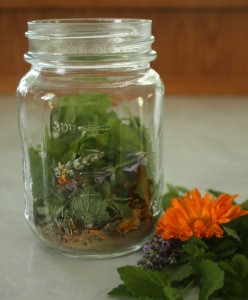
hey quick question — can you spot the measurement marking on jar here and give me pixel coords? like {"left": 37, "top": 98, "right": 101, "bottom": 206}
{"left": 53, "top": 122, "right": 77, "bottom": 133}
{"left": 52, "top": 122, "right": 110, "bottom": 134}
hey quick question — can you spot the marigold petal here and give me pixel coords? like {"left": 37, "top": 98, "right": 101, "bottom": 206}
{"left": 193, "top": 219, "right": 206, "bottom": 239}
{"left": 155, "top": 189, "right": 248, "bottom": 241}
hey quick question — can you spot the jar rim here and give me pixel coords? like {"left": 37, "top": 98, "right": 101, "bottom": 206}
{"left": 28, "top": 18, "right": 152, "bottom": 26}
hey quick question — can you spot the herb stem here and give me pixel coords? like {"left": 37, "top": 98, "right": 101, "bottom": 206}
{"left": 114, "top": 158, "right": 136, "bottom": 170}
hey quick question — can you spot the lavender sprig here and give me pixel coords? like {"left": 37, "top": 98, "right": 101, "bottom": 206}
{"left": 137, "top": 236, "right": 182, "bottom": 270}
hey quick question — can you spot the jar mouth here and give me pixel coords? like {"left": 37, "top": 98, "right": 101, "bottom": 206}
{"left": 26, "top": 18, "right": 152, "bottom": 38}
{"left": 28, "top": 18, "right": 152, "bottom": 26}
{"left": 25, "top": 18, "right": 156, "bottom": 68}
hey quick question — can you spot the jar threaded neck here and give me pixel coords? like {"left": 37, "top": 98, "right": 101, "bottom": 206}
{"left": 25, "top": 18, "right": 157, "bottom": 69}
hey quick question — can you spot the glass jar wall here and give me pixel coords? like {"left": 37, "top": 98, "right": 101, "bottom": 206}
{"left": 17, "top": 19, "right": 165, "bottom": 258}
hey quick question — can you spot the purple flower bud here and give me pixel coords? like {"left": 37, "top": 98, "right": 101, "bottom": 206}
{"left": 143, "top": 244, "right": 152, "bottom": 253}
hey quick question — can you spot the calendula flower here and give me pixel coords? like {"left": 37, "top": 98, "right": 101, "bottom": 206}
{"left": 156, "top": 189, "right": 248, "bottom": 241}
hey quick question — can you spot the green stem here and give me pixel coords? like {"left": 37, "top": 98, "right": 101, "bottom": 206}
{"left": 114, "top": 158, "right": 136, "bottom": 171}
{"left": 180, "top": 279, "right": 196, "bottom": 297}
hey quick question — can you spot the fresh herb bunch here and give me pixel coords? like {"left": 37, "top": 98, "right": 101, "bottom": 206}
{"left": 108, "top": 184, "right": 248, "bottom": 300}
{"left": 28, "top": 92, "right": 160, "bottom": 247}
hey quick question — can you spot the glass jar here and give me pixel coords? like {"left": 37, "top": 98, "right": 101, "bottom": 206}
{"left": 17, "top": 18, "right": 165, "bottom": 258}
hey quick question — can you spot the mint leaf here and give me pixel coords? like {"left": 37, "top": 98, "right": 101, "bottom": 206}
{"left": 117, "top": 266, "right": 170, "bottom": 299}
{"left": 163, "top": 286, "right": 183, "bottom": 300}
{"left": 54, "top": 92, "right": 112, "bottom": 124}
{"left": 207, "top": 189, "right": 225, "bottom": 198}
{"left": 218, "top": 261, "right": 237, "bottom": 276}
{"left": 231, "top": 254, "right": 248, "bottom": 280}
{"left": 163, "top": 184, "right": 189, "bottom": 209}
{"left": 162, "top": 262, "right": 194, "bottom": 282}
{"left": 108, "top": 284, "right": 133, "bottom": 298}
{"left": 223, "top": 225, "right": 241, "bottom": 242}
{"left": 70, "top": 186, "right": 110, "bottom": 227}
{"left": 199, "top": 259, "right": 224, "bottom": 300}
{"left": 107, "top": 117, "right": 142, "bottom": 152}
{"left": 208, "top": 237, "right": 237, "bottom": 257}
{"left": 240, "top": 199, "right": 248, "bottom": 210}
{"left": 167, "top": 184, "right": 189, "bottom": 194}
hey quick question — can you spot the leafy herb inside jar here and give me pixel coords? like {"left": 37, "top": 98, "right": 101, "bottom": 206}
{"left": 28, "top": 92, "right": 160, "bottom": 254}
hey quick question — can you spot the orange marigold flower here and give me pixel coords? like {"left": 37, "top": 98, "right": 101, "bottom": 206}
{"left": 156, "top": 189, "right": 248, "bottom": 241}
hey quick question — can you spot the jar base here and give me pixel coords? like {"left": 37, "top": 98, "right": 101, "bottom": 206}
{"left": 29, "top": 221, "right": 156, "bottom": 258}
{"left": 38, "top": 238, "right": 144, "bottom": 259}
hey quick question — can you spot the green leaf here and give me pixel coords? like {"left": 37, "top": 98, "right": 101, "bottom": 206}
{"left": 231, "top": 254, "right": 248, "bottom": 280}
{"left": 162, "top": 262, "right": 194, "bottom": 282}
{"left": 218, "top": 261, "right": 237, "bottom": 276}
{"left": 240, "top": 199, "right": 248, "bottom": 210}
{"left": 207, "top": 189, "right": 225, "bottom": 198}
{"left": 162, "top": 184, "right": 189, "bottom": 209}
{"left": 208, "top": 237, "right": 237, "bottom": 257}
{"left": 107, "top": 117, "right": 143, "bottom": 152}
{"left": 70, "top": 186, "right": 110, "bottom": 227}
{"left": 108, "top": 284, "right": 133, "bottom": 298}
{"left": 182, "top": 239, "right": 207, "bottom": 258}
{"left": 167, "top": 184, "right": 189, "bottom": 194}
{"left": 163, "top": 286, "right": 183, "bottom": 300}
{"left": 117, "top": 266, "right": 170, "bottom": 299}
{"left": 223, "top": 225, "right": 241, "bottom": 242}
{"left": 198, "top": 259, "right": 224, "bottom": 300}
{"left": 54, "top": 92, "right": 112, "bottom": 124}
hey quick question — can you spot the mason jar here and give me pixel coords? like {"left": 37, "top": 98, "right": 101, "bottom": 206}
{"left": 17, "top": 18, "right": 165, "bottom": 258}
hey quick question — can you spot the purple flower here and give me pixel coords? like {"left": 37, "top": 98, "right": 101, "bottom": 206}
{"left": 94, "top": 166, "right": 115, "bottom": 184}
{"left": 124, "top": 152, "right": 147, "bottom": 173}
{"left": 124, "top": 163, "right": 140, "bottom": 173}
{"left": 137, "top": 236, "right": 182, "bottom": 270}
{"left": 65, "top": 180, "right": 77, "bottom": 191}
{"left": 143, "top": 244, "right": 152, "bottom": 253}
{"left": 65, "top": 180, "right": 78, "bottom": 198}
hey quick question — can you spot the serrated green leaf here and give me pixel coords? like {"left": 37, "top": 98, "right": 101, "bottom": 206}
{"left": 231, "top": 254, "right": 248, "bottom": 280}
{"left": 117, "top": 266, "right": 170, "bottom": 299}
{"left": 70, "top": 186, "right": 110, "bottom": 227}
{"left": 218, "top": 261, "right": 237, "bottom": 276}
{"left": 199, "top": 259, "right": 224, "bottom": 300}
{"left": 223, "top": 225, "right": 241, "bottom": 242}
{"left": 182, "top": 241, "right": 207, "bottom": 258}
{"left": 162, "top": 262, "right": 194, "bottom": 282}
{"left": 108, "top": 284, "right": 133, "bottom": 298}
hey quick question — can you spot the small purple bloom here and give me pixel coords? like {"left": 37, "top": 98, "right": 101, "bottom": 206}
{"left": 95, "top": 174, "right": 108, "bottom": 184}
{"left": 94, "top": 166, "right": 115, "bottom": 184}
{"left": 65, "top": 180, "right": 78, "bottom": 198}
{"left": 124, "top": 152, "right": 147, "bottom": 173}
{"left": 65, "top": 179, "right": 77, "bottom": 191}
{"left": 124, "top": 163, "right": 140, "bottom": 173}
{"left": 137, "top": 236, "right": 182, "bottom": 270}
{"left": 143, "top": 244, "right": 152, "bottom": 253}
